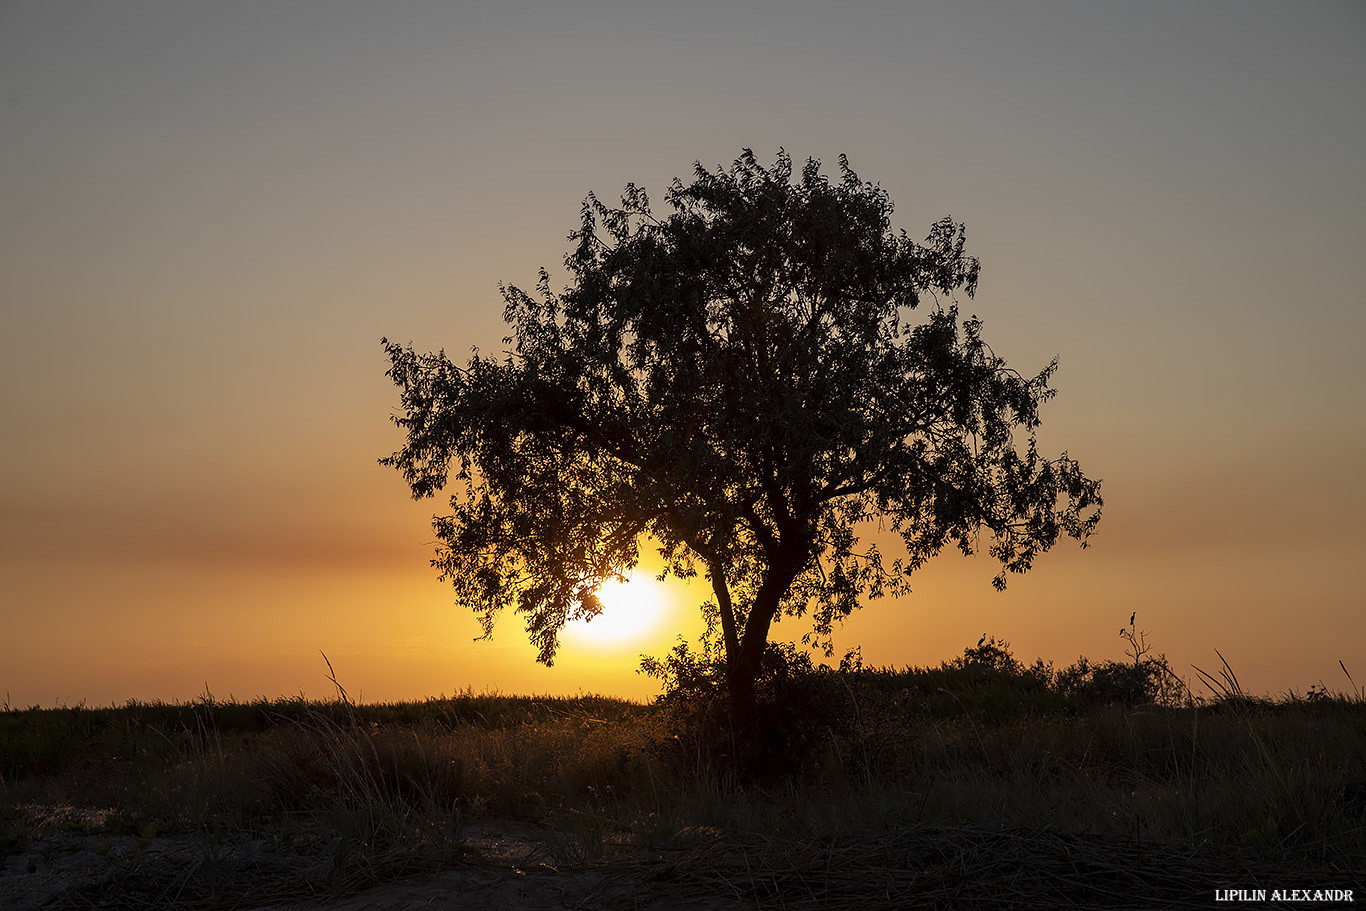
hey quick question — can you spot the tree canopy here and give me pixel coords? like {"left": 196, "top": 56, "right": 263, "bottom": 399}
{"left": 382, "top": 149, "right": 1101, "bottom": 717}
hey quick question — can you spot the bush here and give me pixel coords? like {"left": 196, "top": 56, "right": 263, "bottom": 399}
{"left": 952, "top": 636, "right": 1025, "bottom": 676}
{"left": 1056, "top": 656, "right": 1172, "bottom": 705}
{"left": 642, "top": 640, "right": 855, "bottom": 779}
{"left": 643, "top": 633, "right": 1156, "bottom": 779}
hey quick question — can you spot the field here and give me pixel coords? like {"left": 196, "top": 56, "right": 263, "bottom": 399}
{"left": 2, "top": 641, "right": 1363, "bottom": 909}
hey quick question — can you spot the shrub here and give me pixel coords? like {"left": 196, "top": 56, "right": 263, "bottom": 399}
{"left": 643, "top": 640, "right": 855, "bottom": 779}
{"left": 952, "top": 636, "right": 1025, "bottom": 676}
{"left": 1056, "top": 656, "right": 1173, "bottom": 705}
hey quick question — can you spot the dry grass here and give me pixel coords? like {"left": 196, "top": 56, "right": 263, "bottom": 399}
{"left": 2, "top": 660, "right": 1363, "bottom": 908}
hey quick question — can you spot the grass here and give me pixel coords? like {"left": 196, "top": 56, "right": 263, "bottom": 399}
{"left": 2, "top": 641, "right": 1363, "bottom": 908}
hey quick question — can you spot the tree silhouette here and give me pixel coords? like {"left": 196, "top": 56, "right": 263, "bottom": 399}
{"left": 381, "top": 149, "right": 1102, "bottom": 741}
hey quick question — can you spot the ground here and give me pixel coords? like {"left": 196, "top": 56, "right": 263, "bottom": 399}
{"left": 2, "top": 809, "right": 725, "bottom": 911}
{"left": 4, "top": 805, "right": 1358, "bottom": 910}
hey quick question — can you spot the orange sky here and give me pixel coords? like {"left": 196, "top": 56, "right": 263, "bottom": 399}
{"left": 2, "top": 2, "right": 1364, "bottom": 708}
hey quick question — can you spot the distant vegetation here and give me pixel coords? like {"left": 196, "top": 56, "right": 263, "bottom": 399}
{"left": 2, "top": 635, "right": 1363, "bottom": 908}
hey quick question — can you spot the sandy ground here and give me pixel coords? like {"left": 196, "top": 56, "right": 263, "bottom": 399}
{"left": 2, "top": 850, "right": 733, "bottom": 911}
{"left": 4, "top": 808, "right": 1359, "bottom": 910}
{"left": 248, "top": 864, "right": 736, "bottom": 911}
{"left": 0, "top": 812, "right": 736, "bottom": 911}
{"left": 247, "top": 823, "right": 737, "bottom": 911}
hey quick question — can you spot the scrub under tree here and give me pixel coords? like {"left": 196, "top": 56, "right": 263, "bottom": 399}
{"left": 382, "top": 149, "right": 1102, "bottom": 739}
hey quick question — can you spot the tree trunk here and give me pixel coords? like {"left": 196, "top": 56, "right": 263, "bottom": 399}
{"left": 709, "top": 562, "right": 741, "bottom": 673}
{"left": 723, "top": 544, "right": 807, "bottom": 777}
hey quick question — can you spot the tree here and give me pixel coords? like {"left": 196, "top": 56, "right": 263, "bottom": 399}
{"left": 381, "top": 149, "right": 1102, "bottom": 740}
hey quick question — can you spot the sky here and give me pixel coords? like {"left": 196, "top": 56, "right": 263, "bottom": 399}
{"left": 2, "top": 1, "right": 1363, "bottom": 708}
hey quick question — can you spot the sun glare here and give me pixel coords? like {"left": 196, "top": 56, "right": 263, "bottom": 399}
{"left": 564, "top": 577, "right": 666, "bottom": 649}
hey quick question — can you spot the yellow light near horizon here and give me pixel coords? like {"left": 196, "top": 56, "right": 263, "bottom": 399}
{"left": 563, "top": 576, "right": 667, "bottom": 650}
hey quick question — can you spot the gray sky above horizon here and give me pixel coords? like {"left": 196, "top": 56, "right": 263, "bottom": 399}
{"left": 3, "top": 1, "right": 1363, "bottom": 707}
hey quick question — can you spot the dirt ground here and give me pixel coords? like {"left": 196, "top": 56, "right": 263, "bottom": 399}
{"left": 247, "top": 823, "right": 737, "bottom": 911}
{"left": 4, "top": 849, "right": 732, "bottom": 911}
{"left": 0, "top": 813, "right": 735, "bottom": 911}
{"left": 3, "top": 808, "right": 1359, "bottom": 910}
{"left": 248, "top": 864, "right": 736, "bottom": 911}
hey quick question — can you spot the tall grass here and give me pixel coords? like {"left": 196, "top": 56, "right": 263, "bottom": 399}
{"left": 2, "top": 639, "right": 1363, "bottom": 907}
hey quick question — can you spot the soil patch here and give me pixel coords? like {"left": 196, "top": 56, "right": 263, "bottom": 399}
{"left": 3, "top": 814, "right": 1357, "bottom": 910}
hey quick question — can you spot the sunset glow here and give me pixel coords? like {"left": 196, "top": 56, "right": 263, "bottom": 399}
{"left": 564, "top": 577, "right": 670, "bottom": 651}
{"left": 1, "top": 3, "right": 1362, "bottom": 709}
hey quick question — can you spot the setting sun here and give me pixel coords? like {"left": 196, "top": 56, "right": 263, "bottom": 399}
{"left": 564, "top": 577, "right": 668, "bottom": 649}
